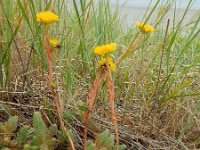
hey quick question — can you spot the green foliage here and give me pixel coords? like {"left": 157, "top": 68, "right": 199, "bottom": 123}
{"left": 17, "top": 126, "right": 33, "bottom": 148}
{"left": 59, "top": 128, "right": 75, "bottom": 147}
{"left": 96, "top": 129, "right": 114, "bottom": 149}
{"left": 0, "top": 116, "right": 18, "bottom": 148}
{"left": 0, "top": 116, "right": 18, "bottom": 133}
{"left": 67, "top": 129, "right": 75, "bottom": 143}
{"left": 87, "top": 140, "right": 96, "bottom": 150}
{"left": 77, "top": 100, "right": 88, "bottom": 112}
{"left": 65, "top": 65, "right": 75, "bottom": 97}
{"left": 0, "top": 112, "right": 57, "bottom": 149}
{"left": 32, "top": 112, "right": 48, "bottom": 145}
{"left": 31, "top": 112, "right": 57, "bottom": 149}
{"left": 87, "top": 130, "right": 126, "bottom": 150}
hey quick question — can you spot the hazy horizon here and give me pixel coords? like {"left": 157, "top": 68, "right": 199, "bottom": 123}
{"left": 109, "top": 0, "right": 199, "bottom": 26}
{"left": 110, "top": 0, "right": 200, "bottom": 9}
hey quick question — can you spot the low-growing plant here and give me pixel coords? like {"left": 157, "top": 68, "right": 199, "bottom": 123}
{"left": 0, "top": 112, "right": 58, "bottom": 150}
{"left": 87, "top": 130, "right": 126, "bottom": 150}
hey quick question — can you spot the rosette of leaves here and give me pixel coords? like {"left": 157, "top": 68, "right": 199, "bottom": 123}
{"left": 28, "top": 112, "right": 58, "bottom": 150}
{"left": 0, "top": 112, "right": 58, "bottom": 149}
{"left": 17, "top": 126, "right": 33, "bottom": 149}
{"left": 0, "top": 116, "right": 18, "bottom": 148}
{"left": 87, "top": 130, "right": 126, "bottom": 150}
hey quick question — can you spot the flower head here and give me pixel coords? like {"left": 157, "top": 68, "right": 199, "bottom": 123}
{"left": 37, "top": 11, "right": 59, "bottom": 24}
{"left": 50, "top": 38, "right": 59, "bottom": 48}
{"left": 94, "top": 43, "right": 117, "bottom": 56}
{"left": 98, "top": 57, "right": 116, "bottom": 72}
{"left": 136, "top": 22, "right": 155, "bottom": 34}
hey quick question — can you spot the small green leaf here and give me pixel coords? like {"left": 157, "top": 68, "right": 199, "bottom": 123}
{"left": 33, "top": 112, "right": 48, "bottom": 145}
{"left": 2, "top": 116, "right": 18, "bottom": 133}
{"left": 87, "top": 140, "right": 95, "bottom": 150}
{"left": 77, "top": 100, "right": 88, "bottom": 111}
{"left": 119, "top": 144, "right": 126, "bottom": 150}
{"left": 17, "top": 126, "right": 33, "bottom": 148}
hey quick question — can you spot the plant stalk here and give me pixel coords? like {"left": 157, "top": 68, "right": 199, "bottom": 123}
{"left": 45, "top": 26, "right": 75, "bottom": 150}
{"left": 83, "top": 70, "right": 104, "bottom": 150}
{"left": 106, "top": 58, "right": 119, "bottom": 150}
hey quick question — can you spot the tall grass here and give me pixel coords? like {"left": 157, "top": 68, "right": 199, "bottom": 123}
{"left": 0, "top": 0, "right": 200, "bottom": 149}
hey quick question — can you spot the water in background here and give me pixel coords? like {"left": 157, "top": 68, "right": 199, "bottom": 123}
{"left": 67, "top": 0, "right": 199, "bottom": 26}
{"left": 110, "top": 0, "right": 200, "bottom": 26}
{"left": 110, "top": 0, "right": 200, "bottom": 9}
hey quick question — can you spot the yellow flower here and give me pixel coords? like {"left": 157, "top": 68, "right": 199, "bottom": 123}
{"left": 50, "top": 38, "right": 59, "bottom": 48}
{"left": 136, "top": 22, "right": 155, "bottom": 34}
{"left": 37, "top": 11, "right": 59, "bottom": 24}
{"left": 94, "top": 43, "right": 117, "bottom": 56}
{"left": 98, "top": 57, "right": 116, "bottom": 72}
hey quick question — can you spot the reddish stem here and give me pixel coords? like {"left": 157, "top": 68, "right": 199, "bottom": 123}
{"left": 46, "top": 27, "right": 53, "bottom": 84}
{"left": 83, "top": 71, "right": 104, "bottom": 150}
{"left": 46, "top": 27, "right": 61, "bottom": 124}
{"left": 106, "top": 59, "right": 119, "bottom": 150}
{"left": 45, "top": 27, "right": 75, "bottom": 150}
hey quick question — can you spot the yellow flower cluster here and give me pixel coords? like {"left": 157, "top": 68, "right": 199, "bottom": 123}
{"left": 98, "top": 57, "right": 116, "bottom": 72}
{"left": 136, "top": 22, "right": 155, "bottom": 34}
{"left": 50, "top": 38, "right": 59, "bottom": 48}
{"left": 37, "top": 11, "right": 59, "bottom": 24}
{"left": 94, "top": 43, "right": 117, "bottom": 56}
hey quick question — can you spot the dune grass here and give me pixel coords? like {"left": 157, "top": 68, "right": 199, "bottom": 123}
{"left": 0, "top": 0, "right": 200, "bottom": 149}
